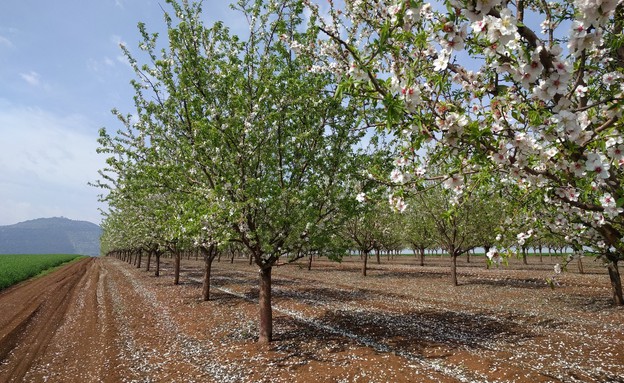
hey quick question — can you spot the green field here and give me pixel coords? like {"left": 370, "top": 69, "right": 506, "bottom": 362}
{"left": 0, "top": 254, "right": 84, "bottom": 290}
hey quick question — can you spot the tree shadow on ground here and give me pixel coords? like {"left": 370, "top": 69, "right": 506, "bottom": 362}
{"left": 212, "top": 276, "right": 257, "bottom": 287}
{"left": 551, "top": 293, "right": 616, "bottom": 312}
{"left": 369, "top": 269, "right": 450, "bottom": 279}
{"left": 273, "top": 286, "right": 369, "bottom": 304}
{"left": 465, "top": 277, "right": 551, "bottom": 290}
{"left": 268, "top": 316, "right": 354, "bottom": 365}
{"left": 369, "top": 269, "right": 557, "bottom": 291}
{"left": 278, "top": 308, "right": 534, "bottom": 358}
{"left": 209, "top": 290, "right": 246, "bottom": 304}
{"left": 189, "top": 272, "right": 258, "bottom": 288}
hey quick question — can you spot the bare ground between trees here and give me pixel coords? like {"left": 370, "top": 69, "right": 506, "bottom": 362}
{"left": 0, "top": 255, "right": 623, "bottom": 382}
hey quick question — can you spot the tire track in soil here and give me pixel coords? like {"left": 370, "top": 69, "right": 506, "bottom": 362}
{"left": 22, "top": 258, "right": 126, "bottom": 383}
{"left": 25, "top": 256, "right": 176, "bottom": 383}
{"left": 0, "top": 258, "right": 93, "bottom": 383}
{"left": 110, "top": 260, "right": 250, "bottom": 383}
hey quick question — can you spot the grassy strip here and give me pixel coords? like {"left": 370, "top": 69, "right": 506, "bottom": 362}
{"left": 0, "top": 254, "right": 85, "bottom": 290}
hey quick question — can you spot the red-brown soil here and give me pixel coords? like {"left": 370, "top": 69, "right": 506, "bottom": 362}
{"left": 1, "top": 254, "right": 623, "bottom": 382}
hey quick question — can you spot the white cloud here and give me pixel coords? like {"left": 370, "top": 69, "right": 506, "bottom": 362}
{"left": 20, "top": 71, "right": 40, "bottom": 86}
{"left": 87, "top": 56, "right": 117, "bottom": 73}
{"left": 0, "top": 198, "right": 64, "bottom": 226}
{"left": 87, "top": 58, "right": 100, "bottom": 72}
{"left": 116, "top": 54, "right": 130, "bottom": 66}
{"left": 111, "top": 34, "right": 127, "bottom": 48}
{"left": 0, "top": 35, "right": 13, "bottom": 48}
{"left": 0, "top": 101, "right": 106, "bottom": 225}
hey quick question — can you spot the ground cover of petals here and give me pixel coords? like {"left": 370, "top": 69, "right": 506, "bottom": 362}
{"left": 1, "top": 255, "right": 623, "bottom": 383}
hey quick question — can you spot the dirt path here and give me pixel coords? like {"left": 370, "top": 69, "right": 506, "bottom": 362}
{"left": 0, "top": 258, "right": 132, "bottom": 383}
{"left": 0, "top": 258, "right": 98, "bottom": 382}
{"left": 0, "top": 257, "right": 232, "bottom": 383}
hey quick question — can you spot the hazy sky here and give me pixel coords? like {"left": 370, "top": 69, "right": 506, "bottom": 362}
{"left": 0, "top": 1, "right": 243, "bottom": 226}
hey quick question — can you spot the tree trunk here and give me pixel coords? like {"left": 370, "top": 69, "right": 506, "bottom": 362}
{"left": 607, "top": 261, "right": 624, "bottom": 305}
{"left": 362, "top": 250, "right": 369, "bottom": 277}
{"left": 466, "top": 250, "right": 471, "bottom": 264}
{"left": 174, "top": 250, "right": 181, "bottom": 285}
{"left": 155, "top": 252, "right": 161, "bottom": 277}
{"left": 375, "top": 248, "right": 380, "bottom": 264}
{"left": 202, "top": 254, "right": 213, "bottom": 301}
{"left": 136, "top": 250, "right": 142, "bottom": 269}
{"left": 414, "top": 247, "right": 425, "bottom": 266}
{"left": 538, "top": 245, "right": 543, "bottom": 263}
{"left": 577, "top": 258, "right": 585, "bottom": 274}
{"left": 308, "top": 253, "right": 313, "bottom": 271}
{"left": 451, "top": 254, "right": 458, "bottom": 286}
{"left": 146, "top": 250, "right": 152, "bottom": 272}
{"left": 258, "top": 266, "right": 273, "bottom": 343}
{"left": 522, "top": 246, "right": 528, "bottom": 265}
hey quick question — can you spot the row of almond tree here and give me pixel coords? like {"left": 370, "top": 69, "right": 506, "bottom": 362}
{"left": 100, "top": 180, "right": 569, "bottom": 343}
{"left": 95, "top": 0, "right": 624, "bottom": 342}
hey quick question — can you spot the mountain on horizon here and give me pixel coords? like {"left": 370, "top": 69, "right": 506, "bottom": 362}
{"left": 0, "top": 217, "right": 101, "bottom": 256}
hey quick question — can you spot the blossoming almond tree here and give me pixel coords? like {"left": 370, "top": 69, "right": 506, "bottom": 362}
{"left": 343, "top": 201, "right": 384, "bottom": 276}
{"left": 304, "top": 0, "right": 624, "bottom": 304}
{"left": 403, "top": 199, "right": 436, "bottom": 266}
{"left": 98, "top": 0, "right": 364, "bottom": 343}
{"left": 415, "top": 176, "right": 498, "bottom": 285}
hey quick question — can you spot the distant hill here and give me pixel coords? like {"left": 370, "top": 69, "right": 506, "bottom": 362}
{"left": 0, "top": 217, "right": 101, "bottom": 256}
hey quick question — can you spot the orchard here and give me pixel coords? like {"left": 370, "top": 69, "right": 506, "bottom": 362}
{"left": 95, "top": 0, "right": 624, "bottom": 346}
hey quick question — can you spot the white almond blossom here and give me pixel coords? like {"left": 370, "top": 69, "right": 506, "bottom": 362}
{"left": 390, "top": 168, "right": 405, "bottom": 184}
{"left": 356, "top": 192, "right": 366, "bottom": 203}
{"left": 486, "top": 247, "right": 502, "bottom": 265}
{"left": 443, "top": 174, "right": 464, "bottom": 191}
{"left": 585, "top": 152, "right": 611, "bottom": 179}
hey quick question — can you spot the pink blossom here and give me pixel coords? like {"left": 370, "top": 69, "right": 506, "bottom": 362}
{"left": 401, "top": 86, "right": 421, "bottom": 112}
{"left": 585, "top": 153, "right": 611, "bottom": 179}
{"left": 390, "top": 169, "right": 405, "bottom": 184}
{"left": 388, "top": 195, "right": 408, "bottom": 213}
{"left": 444, "top": 174, "right": 464, "bottom": 190}
{"left": 574, "top": 85, "right": 588, "bottom": 97}
{"left": 569, "top": 161, "right": 586, "bottom": 177}
{"left": 602, "top": 72, "right": 621, "bottom": 85}
{"left": 608, "top": 144, "right": 624, "bottom": 165}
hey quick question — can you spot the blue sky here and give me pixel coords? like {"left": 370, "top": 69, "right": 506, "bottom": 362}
{"left": 0, "top": 1, "right": 243, "bottom": 226}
